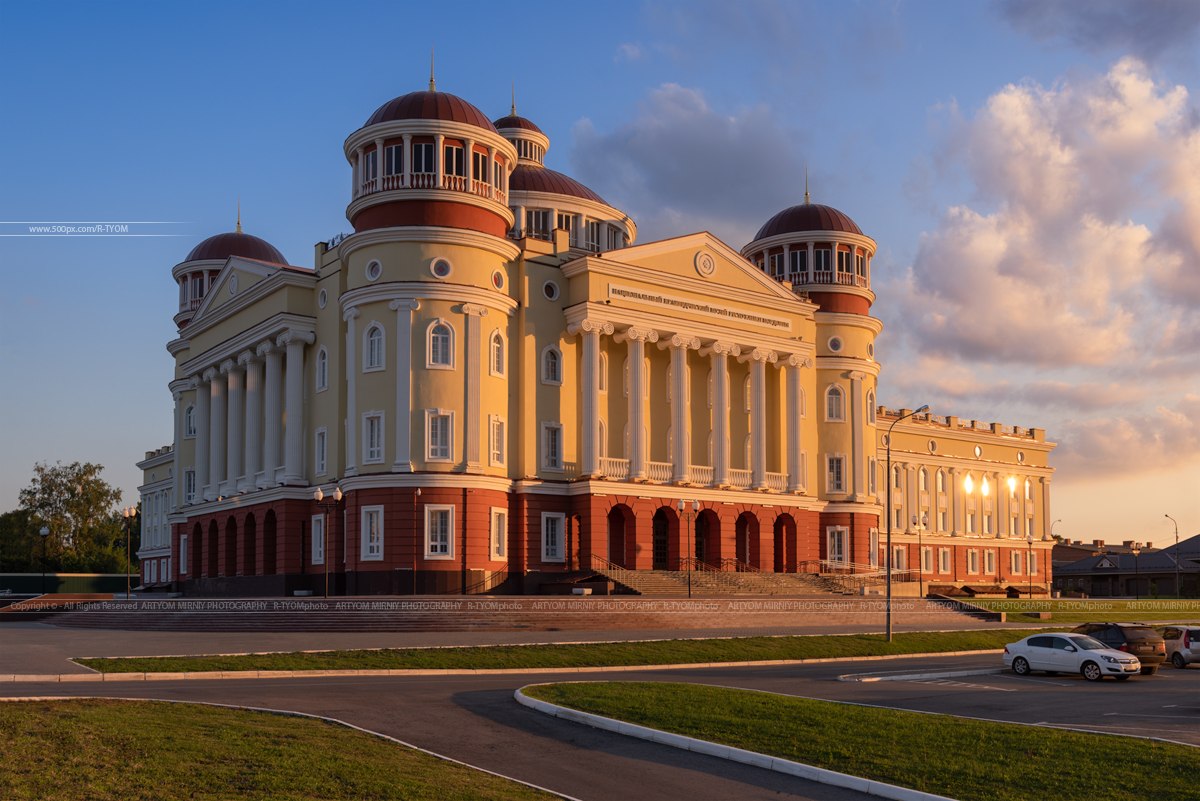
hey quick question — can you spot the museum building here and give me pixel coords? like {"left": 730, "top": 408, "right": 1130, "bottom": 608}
{"left": 136, "top": 82, "right": 1056, "bottom": 596}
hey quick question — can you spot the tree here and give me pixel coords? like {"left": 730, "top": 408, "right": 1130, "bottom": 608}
{"left": 17, "top": 461, "right": 126, "bottom": 571}
{"left": 0, "top": 509, "right": 37, "bottom": 572}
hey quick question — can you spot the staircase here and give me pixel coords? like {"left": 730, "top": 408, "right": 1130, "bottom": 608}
{"left": 584, "top": 557, "right": 863, "bottom": 597}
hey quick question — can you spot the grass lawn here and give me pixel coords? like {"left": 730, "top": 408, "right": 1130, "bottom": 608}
{"left": 523, "top": 682, "right": 1199, "bottom": 801}
{"left": 0, "top": 699, "right": 555, "bottom": 801}
{"left": 75, "top": 629, "right": 1043, "bottom": 673}
{"left": 971, "top": 598, "right": 1200, "bottom": 623}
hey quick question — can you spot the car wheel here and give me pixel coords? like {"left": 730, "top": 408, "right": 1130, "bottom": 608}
{"left": 1081, "top": 661, "right": 1103, "bottom": 682}
{"left": 1171, "top": 653, "right": 1186, "bottom": 669}
{"left": 1012, "top": 656, "right": 1030, "bottom": 676}
{"left": 1141, "top": 666, "right": 1158, "bottom": 675}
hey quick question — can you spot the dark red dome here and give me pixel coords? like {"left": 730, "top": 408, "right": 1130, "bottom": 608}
{"left": 493, "top": 114, "right": 544, "bottom": 135}
{"left": 509, "top": 164, "right": 605, "bottom": 204}
{"left": 753, "top": 203, "right": 862, "bottom": 240}
{"left": 365, "top": 91, "right": 497, "bottom": 132}
{"left": 185, "top": 231, "right": 286, "bottom": 264}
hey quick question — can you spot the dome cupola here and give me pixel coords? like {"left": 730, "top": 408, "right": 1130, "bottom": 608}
{"left": 742, "top": 185, "right": 876, "bottom": 315}
{"left": 172, "top": 212, "right": 285, "bottom": 329}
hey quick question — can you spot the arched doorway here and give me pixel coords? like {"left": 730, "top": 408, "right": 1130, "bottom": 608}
{"left": 242, "top": 513, "right": 257, "bottom": 576}
{"left": 735, "top": 512, "right": 759, "bottom": 568}
{"left": 695, "top": 510, "right": 721, "bottom": 566}
{"left": 607, "top": 505, "right": 634, "bottom": 567}
{"left": 773, "top": 514, "right": 797, "bottom": 573}
{"left": 190, "top": 522, "right": 202, "bottom": 579}
{"left": 263, "top": 510, "right": 277, "bottom": 575}
{"left": 224, "top": 517, "right": 237, "bottom": 577}
{"left": 651, "top": 509, "right": 670, "bottom": 570}
{"left": 206, "top": 520, "right": 218, "bottom": 578}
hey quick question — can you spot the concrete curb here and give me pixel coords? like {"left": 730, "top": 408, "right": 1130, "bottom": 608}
{"left": 3, "top": 648, "right": 1003, "bottom": 683}
{"left": 514, "top": 685, "right": 958, "bottom": 801}
{"left": 840, "top": 667, "right": 1003, "bottom": 682}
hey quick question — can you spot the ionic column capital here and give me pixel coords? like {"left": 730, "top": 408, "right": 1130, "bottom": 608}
{"left": 614, "top": 325, "right": 659, "bottom": 343}
{"left": 460, "top": 302, "right": 489, "bottom": 317}
{"left": 740, "top": 347, "right": 777, "bottom": 364}
{"left": 237, "top": 350, "right": 255, "bottom": 368}
{"left": 256, "top": 341, "right": 275, "bottom": 358}
{"left": 702, "top": 340, "right": 740, "bottom": 357}
{"left": 848, "top": 370, "right": 867, "bottom": 381}
{"left": 785, "top": 354, "right": 813, "bottom": 368}
{"left": 389, "top": 299, "right": 420, "bottom": 313}
{"left": 343, "top": 307, "right": 361, "bottom": 322}
{"left": 567, "top": 318, "right": 614, "bottom": 336}
{"left": 658, "top": 333, "right": 700, "bottom": 351}
{"left": 219, "top": 359, "right": 237, "bottom": 375}
{"left": 277, "top": 329, "right": 315, "bottom": 348}
{"left": 201, "top": 368, "right": 217, "bottom": 382}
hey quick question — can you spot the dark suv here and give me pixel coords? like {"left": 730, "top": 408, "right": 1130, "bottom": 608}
{"left": 1071, "top": 623, "right": 1166, "bottom": 674}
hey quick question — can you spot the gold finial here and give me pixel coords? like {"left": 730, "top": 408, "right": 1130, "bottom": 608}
{"left": 236, "top": 197, "right": 242, "bottom": 233}
{"left": 429, "top": 48, "right": 436, "bottom": 92}
{"left": 804, "top": 166, "right": 811, "bottom": 205}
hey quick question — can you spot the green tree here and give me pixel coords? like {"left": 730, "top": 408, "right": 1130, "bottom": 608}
{"left": 0, "top": 509, "right": 37, "bottom": 572}
{"left": 17, "top": 462, "right": 127, "bottom": 572}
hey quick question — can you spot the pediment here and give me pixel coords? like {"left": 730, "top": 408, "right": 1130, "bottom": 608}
{"left": 191, "top": 257, "right": 282, "bottom": 321}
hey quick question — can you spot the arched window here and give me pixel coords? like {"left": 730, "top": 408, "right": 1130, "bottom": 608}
{"left": 364, "top": 324, "right": 384, "bottom": 371}
{"left": 489, "top": 331, "right": 505, "bottom": 377}
{"left": 919, "top": 467, "right": 928, "bottom": 491}
{"left": 542, "top": 346, "right": 562, "bottom": 384}
{"left": 825, "top": 385, "right": 845, "bottom": 421}
{"left": 866, "top": 390, "right": 876, "bottom": 424}
{"left": 598, "top": 352, "right": 608, "bottom": 392}
{"left": 893, "top": 465, "right": 903, "bottom": 488}
{"left": 183, "top": 405, "right": 196, "bottom": 437}
{"left": 316, "top": 347, "right": 329, "bottom": 391}
{"left": 936, "top": 469, "right": 945, "bottom": 494}
{"left": 1024, "top": 478, "right": 1032, "bottom": 500}
{"left": 427, "top": 321, "right": 453, "bottom": 368}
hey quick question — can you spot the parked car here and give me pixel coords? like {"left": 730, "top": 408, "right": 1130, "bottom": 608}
{"left": 1004, "top": 632, "right": 1141, "bottom": 681}
{"left": 1159, "top": 625, "right": 1200, "bottom": 669}
{"left": 1070, "top": 623, "right": 1167, "bottom": 674}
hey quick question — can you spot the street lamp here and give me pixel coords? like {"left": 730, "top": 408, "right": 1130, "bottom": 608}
{"left": 1130, "top": 543, "right": 1141, "bottom": 600}
{"left": 676, "top": 499, "right": 699, "bottom": 599}
{"left": 38, "top": 526, "right": 50, "bottom": 595}
{"left": 913, "top": 513, "right": 928, "bottom": 598}
{"left": 1165, "top": 514, "right": 1180, "bottom": 597}
{"left": 886, "top": 404, "right": 929, "bottom": 642}
{"left": 121, "top": 506, "right": 137, "bottom": 598}
{"left": 313, "top": 484, "right": 343, "bottom": 598}
{"left": 1026, "top": 532, "right": 1034, "bottom": 599}
{"left": 1050, "top": 518, "right": 1062, "bottom": 541}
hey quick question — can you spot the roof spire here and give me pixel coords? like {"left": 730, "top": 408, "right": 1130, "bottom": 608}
{"left": 804, "top": 165, "right": 811, "bottom": 205}
{"left": 511, "top": 83, "right": 516, "bottom": 116}
{"left": 429, "top": 47, "right": 436, "bottom": 92}
{"left": 236, "top": 197, "right": 242, "bottom": 234}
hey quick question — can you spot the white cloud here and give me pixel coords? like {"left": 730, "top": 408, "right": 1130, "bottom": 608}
{"left": 615, "top": 42, "right": 645, "bottom": 63}
{"left": 998, "top": 0, "right": 1200, "bottom": 64}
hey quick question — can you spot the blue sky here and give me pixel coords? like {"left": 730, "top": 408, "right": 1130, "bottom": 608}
{"left": 1, "top": 0, "right": 1198, "bottom": 546}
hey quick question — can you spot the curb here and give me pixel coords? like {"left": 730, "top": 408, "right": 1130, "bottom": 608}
{"left": 3, "top": 648, "right": 1003, "bottom": 683}
{"left": 514, "top": 685, "right": 957, "bottom": 801}
{"left": 840, "top": 667, "right": 1003, "bottom": 682}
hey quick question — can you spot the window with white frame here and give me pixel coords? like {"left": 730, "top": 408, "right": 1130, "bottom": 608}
{"left": 1011, "top": 515, "right": 1019, "bottom": 536}
{"left": 939, "top": 547, "right": 951, "bottom": 574}
{"left": 1011, "top": 551, "right": 1022, "bottom": 575}
{"left": 789, "top": 248, "right": 807, "bottom": 277}
{"left": 921, "top": 546, "right": 933, "bottom": 574}
{"left": 428, "top": 321, "right": 454, "bottom": 368}
{"left": 936, "top": 470, "right": 945, "bottom": 493}
{"left": 316, "top": 347, "right": 328, "bottom": 391}
{"left": 489, "top": 416, "right": 506, "bottom": 466}
{"left": 837, "top": 249, "right": 852, "bottom": 274}
{"left": 938, "top": 510, "right": 947, "bottom": 532}
{"left": 893, "top": 465, "right": 902, "bottom": 488}
{"left": 769, "top": 251, "right": 784, "bottom": 278}
{"left": 814, "top": 248, "right": 831, "bottom": 271}
{"left": 892, "top": 546, "right": 906, "bottom": 571}
{"left": 412, "top": 142, "right": 435, "bottom": 173}
{"left": 427, "top": 410, "right": 452, "bottom": 461}
{"left": 985, "top": 549, "right": 996, "bottom": 575}
{"left": 542, "top": 512, "right": 565, "bottom": 562}
{"left": 443, "top": 144, "right": 465, "bottom": 177}
{"left": 361, "top": 506, "right": 384, "bottom": 561}
{"left": 1026, "top": 517, "right": 1034, "bottom": 537}
{"left": 868, "top": 457, "right": 877, "bottom": 495}
{"left": 184, "top": 470, "right": 196, "bottom": 504}
{"left": 606, "top": 225, "right": 621, "bottom": 250}
{"left": 542, "top": 346, "right": 562, "bottom": 384}
{"left": 384, "top": 143, "right": 403, "bottom": 175}
{"left": 363, "top": 412, "right": 384, "bottom": 463}
{"left": 586, "top": 220, "right": 600, "bottom": 250}
{"left": 983, "top": 514, "right": 992, "bottom": 535}
{"left": 364, "top": 324, "right": 384, "bottom": 371}
{"left": 472, "top": 150, "right": 489, "bottom": 183}
{"left": 315, "top": 428, "right": 327, "bottom": 475}
{"left": 827, "top": 526, "right": 848, "bottom": 564}
{"left": 527, "top": 209, "right": 551, "bottom": 239}
{"left": 919, "top": 468, "right": 928, "bottom": 491}
{"left": 866, "top": 390, "right": 876, "bottom": 423}
{"left": 363, "top": 149, "right": 378, "bottom": 182}
{"left": 826, "top": 454, "right": 845, "bottom": 493}
{"left": 895, "top": 507, "right": 904, "bottom": 529}
{"left": 1029, "top": 551, "right": 1038, "bottom": 575}
{"left": 490, "top": 507, "right": 507, "bottom": 560}
{"left": 542, "top": 422, "right": 563, "bottom": 470}
{"left": 967, "top": 549, "right": 979, "bottom": 574}
{"left": 425, "top": 505, "right": 454, "bottom": 559}
{"left": 311, "top": 514, "right": 325, "bottom": 565}
{"left": 825, "top": 385, "right": 845, "bottom": 421}
{"left": 869, "top": 528, "right": 879, "bottom": 567}
{"left": 184, "top": 405, "right": 196, "bottom": 437}
{"left": 180, "top": 535, "right": 188, "bottom": 574}
{"left": 490, "top": 331, "right": 505, "bottom": 376}
{"left": 967, "top": 511, "right": 976, "bottom": 533}
{"left": 598, "top": 352, "right": 608, "bottom": 392}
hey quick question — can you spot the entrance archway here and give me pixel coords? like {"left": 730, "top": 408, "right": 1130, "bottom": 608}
{"left": 773, "top": 514, "right": 797, "bottom": 573}
{"left": 242, "top": 513, "right": 257, "bottom": 575}
{"left": 695, "top": 510, "right": 721, "bottom": 566}
{"left": 190, "top": 522, "right": 202, "bottom": 579}
{"left": 224, "top": 517, "right": 238, "bottom": 577}
{"left": 735, "top": 512, "right": 759, "bottom": 568}
{"left": 651, "top": 509, "right": 670, "bottom": 570}
{"left": 263, "top": 510, "right": 277, "bottom": 575}
{"left": 607, "top": 505, "right": 634, "bottom": 567}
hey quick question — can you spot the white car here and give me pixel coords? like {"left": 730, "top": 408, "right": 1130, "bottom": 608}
{"left": 1003, "top": 632, "right": 1141, "bottom": 681}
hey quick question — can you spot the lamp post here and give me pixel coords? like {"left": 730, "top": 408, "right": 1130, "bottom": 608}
{"left": 38, "top": 526, "right": 50, "bottom": 595}
{"left": 121, "top": 506, "right": 136, "bottom": 598}
{"left": 1130, "top": 544, "right": 1141, "bottom": 600}
{"left": 313, "top": 483, "right": 343, "bottom": 598}
{"left": 677, "top": 499, "right": 698, "bottom": 599}
{"left": 413, "top": 487, "right": 421, "bottom": 595}
{"left": 913, "top": 513, "right": 928, "bottom": 598}
{"left": 1026, "top": 533, "right": 1034, "bottom": 599}
{"left": 1165, "top": 514, "right": 1180, "bottom": 597}
{"left": 1050, "top": 518, "right": 1062, "bottom": 541}
{"left": 886, "top": 404, "right": 929, "bottom": 642}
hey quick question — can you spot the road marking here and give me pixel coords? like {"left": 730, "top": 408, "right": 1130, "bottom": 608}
{"left": 1103, "top": 711, "right": 1195, "bottom": 720}
{"left": 914, "top": 679, "right": 1017, "bottom": 692}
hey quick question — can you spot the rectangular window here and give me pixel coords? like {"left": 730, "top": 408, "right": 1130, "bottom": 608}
{"left": 556, "top": 212, "right": 575, "bottom": 237}
{"left": 1026, "top": 517, "right": 1034, "bottom": 537}
{"left": 895, "top": 508, "right": 904, "bottom": 529}
{"left": 149, "top": 559, "right": 157, "bottom": 584}
{"left": 1011, "top": 551, "right": 1022, "bottom": 575}
{"left": 892, "top": 546, "right": 906, "bottom": 571}
{"left": 184, "top": 470, "right": 196, "bottom": 505}
{"left": 542, "top": 512, "right": 565, "bottom": 563}
{"left": 166, "top": 556, "right": 171, "bottom": 582}
{"left": 938, "top": 510, "right": 947, "bottom": 532}
{"left": 361, "top": 506, "right": 384, "bottom": 561}
{"left": 527, "top": 209, "right": 551, "bottom": 239}
{"left": 983, "top": 514, "right": 992, "bottom": 535}
{"left": 769, "top": 252, "right": 784, "bottom": 278}
{"left": 586, "top": 220, "right": 601, "bottom": 250}
{"left": 868, "top": 457, "right": 877, "bottom": 495}
{"left": 184, "top": 406, "right": 196, "bottom": 438}
{"left": 489, "top": 416, "right": 506, "bottom": 466}
{"left": 472, "top": 150, "right": 488, "bottom": 182}
{"left": 385, "top": 144, "right": 403, "bottom": 175}
{"left": 855, "top": 254, "right": 865, "bottom": 276}
{"left": 837, "top": 249, "right": 852, "bottom": 273}
{"left": 426, "top": 505, "right": 454, "bottom": 559}
{"left": 180, "top": 535, "right": 188, "bottom": 574}
{"left": 921, "top": 546, "right": 933, "bottom": 574}
{"left": 363, "top": 413, "right": 384, "bottom": 464}
{"left": 967, "top": 549, "right": 979, "bottom": 574}
{"left": 1029, "top": 551, "right": 1038, "bottom": 575}
{"left": 443, "top": 144, "right": 465, "bottom": 177}
{"left": 542, "top": 423, "right": 563, "bottom": 470}
{"left": 428, "top": 411, "right": 452, "bottom": 461}
{"left": 311, "top": 514, "right": 325, "bottom": 565}
{"left": 814, "top": 248, "right": 831, "bottom": 271}
{"left": 1010, "top": 515, "right": 1018, "bottom": 536}
{"left": 315, "top": 428, "right": 327, "bottom": 476}
{"left": 827, "top": 527, "right": 847, "bottom": 564}
{"left": 985, "top": 549, "right": 996, "bottom": 575}
{"left": 788, "top": 248, "right": 807, "bottom": 277}
{"left": 869, "top": 528, "right": 879, "bottom": 568}
{"left": 490, "top": 507, "right": 507, "bottom": 561}
{"left": 939, "top": 547, "right": 951, "bottom": 574}
{"left": 967, "top": 512, "right": 976, "bottom": 533}
{"left": 606, "top": 225, "right": 620, "bottom": 250}
{"left": 826, "top": 455, "right": 845, "bottom": 493}
{"left": 363, "top": 149, "right": 378, "bottom": 182}
{"left": 412, "top": 142, "right": 435, "bottom": 173}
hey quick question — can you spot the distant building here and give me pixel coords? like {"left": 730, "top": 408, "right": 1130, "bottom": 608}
{"left": 1055, "top": 534, "right": 1199, "bottom": 597}
{"left": 135, "top": 82, "right": 1056, "bottom": 595}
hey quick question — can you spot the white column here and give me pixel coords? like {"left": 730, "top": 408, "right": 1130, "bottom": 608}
{"left": 402, "top": 134, "right": 412, "bottom": 187}
{"left": 616, "top": 326, "right": 658, "bottom": 480}
{"left": 849, "top": 371, "right": 865, "bottom": 499}
{"left": 464, "top": 137, "right": 475, "bottom": 186}
{"left": 806, "top": 242, "right": 815, "bottom": 280}
{"left": 1040, "top": 477, "right": 1051, "bottom": 541}
{"left": 949, "top": 467, "right": 960, "bottom": 536}
{"left": 705, "top": 341, "right": 740, "bottom": 486}
{"left": 374, "top": 137, "right": 384, "bottom": 187}
{"left": 785, "top": 355, "right": 809, "bottom": 492}
{"left": 743, "top": 348, "right": 776, "bottom": 489}
{"left": 906, "top": 463, "right": 918, "bottom": 532}
{"left": 344, "top": 308, "right": 360, "bottom": 476}
{"left": 194, "top": 374, "right": 210, "bottom": 501}
{"left": 240, "top": 351, "right": 261, "bottom": 492}
{"left": 280, "top": 330, "right": 314, "bottom": 484}
{"left": 390, "top": 299, "right": 419, "bottom": 472}
{"left": 172, "top": 387, "right": 185, "bottom": 505}
{"left": 222, "top": 359, "right": 243, "bottom": 495}
{"left": 662, "top": 334, "right": 698, "bottom": 483}
{"left": 462, "top": 303, "right": 487, "bottom": 468}
{"left": 570, "top": 319, "right": 612, "bottom": 477}
{"left": 206, "top": 367, "right": 225, "bottom": 498}
{"left": 259, "top": 342, "right": 283, "bottom": 488}
{"left": 354, "top": 147, "right": 364, "bottom": 196}
{"left": 434, "top": 133, "right": 444, "bottom": 188}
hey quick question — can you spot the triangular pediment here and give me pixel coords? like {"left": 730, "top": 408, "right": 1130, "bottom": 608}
{"left": 191, "top": 257, "right": 284, "bottom": 321}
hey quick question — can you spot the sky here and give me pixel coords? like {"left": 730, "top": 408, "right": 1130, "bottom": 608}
{"left": 1, "top": 0, "right": 1198, "bottom": 548}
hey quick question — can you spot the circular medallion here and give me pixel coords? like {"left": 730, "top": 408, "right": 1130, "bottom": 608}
{"left": 694, "top": 251, "right": 716, "bottom": 277}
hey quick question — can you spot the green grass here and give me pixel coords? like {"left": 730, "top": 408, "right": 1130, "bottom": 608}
{"left": 524, "top": 682, "right": 1199, "bottom": 801}
{"left": 970, "top": 598, "right": 1200, "bottom": 623}
{"left": 0, "top": 699, "right": 554, "bottom": 801}
{"left": 75, "top": 629, "right": 1044, "bottom": 673}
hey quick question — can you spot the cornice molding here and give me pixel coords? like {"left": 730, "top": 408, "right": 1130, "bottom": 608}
{"left": 343, "top": 119, "right": 518, "bottom": 166}
{"left": 742, "top": 229, "right": 878, "bottom": 256}
{"left": 345, "top": 189, "right": 515, "bottom": 230}
{"left": 341, "top": 282, "right": 518, "bottom": 318}
{"left": 337, "top": 225, "right": 520, "bottom": 263}
{"left": 180, "top": 314, "right": 316, "bottom": 377}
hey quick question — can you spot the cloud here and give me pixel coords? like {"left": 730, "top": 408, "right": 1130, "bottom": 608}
{"left": 615, "top": 42, "right": 645, "bottom": 63}
{"left": 1056, "top": 395, "right": 1200, "bottom": 477}
{"left": 997, "top": 0, "right": 1200, "bottom": 63}
{"left": 570, "top": 83, "right": 805, "bottom": 246}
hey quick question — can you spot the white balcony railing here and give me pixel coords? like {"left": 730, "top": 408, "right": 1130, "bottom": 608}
{"left": 646, "top": 461, "right": 672, "bottom": 483}
{"left": 599, "top": 457, "right": 629, "bottom": 480}
{"left": 765, "top": 472, "right": 788, "bottom": 492}
{"left": 688, "top": 465, "right": 714, "bottom": 485}
{"left": 728, "top": 469, "right": 752, "bottom": 488}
